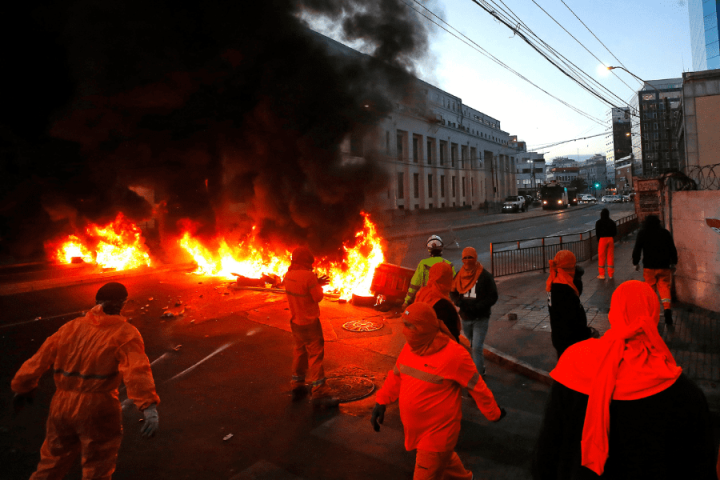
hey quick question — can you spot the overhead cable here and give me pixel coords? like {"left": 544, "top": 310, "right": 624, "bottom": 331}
{"left": 530, "top": 130, "right": 611, "bottom": 150}
{"left": 405, "top": 0, "right": 606, "bottom": 126}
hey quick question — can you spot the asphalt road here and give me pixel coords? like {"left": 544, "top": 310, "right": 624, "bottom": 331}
{"left": 1, "top": 269, "right": 552, "bottom": 479}
{"left": 400, "top": 202, "right": 635, "bottom": 271}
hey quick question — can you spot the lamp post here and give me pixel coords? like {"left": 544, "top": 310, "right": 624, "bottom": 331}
{"left": 607, "top": 66, "right": 671, "bottom": 176}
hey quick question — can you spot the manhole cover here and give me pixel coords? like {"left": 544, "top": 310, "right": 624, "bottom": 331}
{"left": 342, "top": 319, "right": 384, "bottom": 332}
{"left": 325, "top": 376, "right": 376, "bottom": 403}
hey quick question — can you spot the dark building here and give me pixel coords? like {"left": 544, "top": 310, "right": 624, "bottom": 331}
{"left": 637, "top": 78, "right": 683, "bottom": 175}
{"left": 606, "top": 107, "right": 632, "bottom": 167}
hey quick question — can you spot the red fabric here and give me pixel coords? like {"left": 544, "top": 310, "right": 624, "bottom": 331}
{"left": 415, "top": 262, "right": 454, "bottom": 308}
{"left": 451, "top": 247, "right": 483, "bottom": 295}
{"left": 643, "top": 268, "right": 673, "bottom": 310}
{"left": 375, "top": 340, "right": 501, "bottom": 452}
{"left": 598, "top": 237, "right": 615, "bottom": 277}
{"left": 550, "top": 280, "right": 682, "bottom": 475}
{"left": 413, "top": 449, "right": 473, "bottom": 480}
{"left": 290, "top": 319, "right": 326, "bottom": 393}
{"left": 12, "top": 305, "right": 159, "bottom": 480}
{"left": 284, "top": 269, "right": 324, "bottom": 325}
{"left": 546, "top": 250, "right": 578, "bottom": 296}
{"left": 402, "top": 302, "right": 453, "bottom": 356}
{"left": 288, "top": 246, "right": 314, "bottom": 271}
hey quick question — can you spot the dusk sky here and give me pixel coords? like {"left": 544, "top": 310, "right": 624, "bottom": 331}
{"left": 309, "top": 0, "right": 692, "bottom": 161}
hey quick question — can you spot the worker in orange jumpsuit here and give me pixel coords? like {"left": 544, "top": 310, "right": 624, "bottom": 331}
{"left": 371, "top": 303, "right": 506, "bottom": 479}
{"left": 284, "top": 246, "right": 338, "bottom": 407}
{"left": 595, "top": 208, "right": 617, "bottom": 279}
{"left": 632, "top": 214, "right": 678, "bottom": 325}
{"left": 11, "top": 282, "right": 160, "bottom": 480}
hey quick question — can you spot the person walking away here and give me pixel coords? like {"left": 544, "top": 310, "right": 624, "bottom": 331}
{"left": 284, "top": 246, "right": 339, "bottom": 407}
{"left": 595, "top": 208, "right": 617, "bottom": 279}
{"left": 370, "top": 303, "right": 506, "bottom": 479}
{"left": 546, "top": 250, "right": 593, "bottom": 359}
{"left": 414, "top": 262, "right": 462, "bottom": 341}
{"left": 11, "top": 282, "right": 160, "bottom": 480}
{"left": 632, "top": 215, "right": 678, "bottom": 326}
{"left": 402, "top": 235, "right": 456, "bottom": 309}
{"left": 450, "top": 247, "right": 498, "bottom": 376}
{"left": 532, "top": 281, "right": 716, "bottom": 479}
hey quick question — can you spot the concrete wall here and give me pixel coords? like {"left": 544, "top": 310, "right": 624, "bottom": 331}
{"left": 671, "top": 190, "right": 720, "bottom": 312}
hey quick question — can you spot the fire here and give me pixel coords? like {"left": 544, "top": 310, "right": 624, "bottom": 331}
{"left": 48, "top": 213, "right": 153, "bottom": 270}
{"left": 178, "top": 213, "right": 384, "bottom": 300}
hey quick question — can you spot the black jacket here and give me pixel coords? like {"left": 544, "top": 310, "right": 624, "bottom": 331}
{"left": 532, "top": 375, "right": 716, "bottom": 480}
{"left": 632, "top": 226, "right": 678, "bottom": 269}
{"left": 450, "top": 269, "right": 498, "bottom": 321}
{"left": 432, "top": 298, "right": 461, "bottom": 341}
{"left": 548, "top": 282, "right": 590, "bottom": 358}
{"left": 595, "top": 218, "right": 617, "bottom": 239}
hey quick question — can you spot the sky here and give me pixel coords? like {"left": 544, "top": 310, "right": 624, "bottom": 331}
{"left": 309, "top": 0, "right": 692, "bottom": 162}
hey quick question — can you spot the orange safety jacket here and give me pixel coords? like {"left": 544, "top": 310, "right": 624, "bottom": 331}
{"left": 376, "top": 341, "right": 501, "bottom": 452}
{"left": 284, "top": 269, "right": 324, "bottom": 326}
{"left": 11, "top": 305, "right": 160, "bottom": 411}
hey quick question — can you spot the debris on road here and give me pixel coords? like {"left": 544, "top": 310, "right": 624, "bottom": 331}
{"left": 223, "top": 433, "right": 233, "bottom": 441}
{"left": 161, "top": 306, "right": 185, "bottom": 318}
{"left": 173, "top": 344, "right": 182, "bottom": 351}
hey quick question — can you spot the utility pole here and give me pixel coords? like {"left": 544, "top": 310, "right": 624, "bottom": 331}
{"left": 664, "top": 96, "right": 672, "bottom": 172}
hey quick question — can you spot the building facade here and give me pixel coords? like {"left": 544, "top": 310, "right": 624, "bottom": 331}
{"left": 637, "top": 78, "right": 683, "bottom": 175}
{"left": 515, "top": 151, "right": 546, "bottom": 196}
{"left": 675, "top": 68, "right": 720, "bottom": 170}
{"left": 605, "top": 107, "right": 632, "bottom": 166}
{"left": 579, "top": 154, "right": 608, "bottom": 192}
{"left": 689, "top": 0, "right": 720, "bottom": 71}
{"left": 615, "top": 155, "right": 634, "bottom": 193}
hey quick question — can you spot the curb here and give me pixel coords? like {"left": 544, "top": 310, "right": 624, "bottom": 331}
{"left": 0, "top": 263, "right": 196, "bottom": 296}
{"left": 383, "top": 204, "right": 596, "bottom": 241}
{"left": 483, "top": 345, "right": 553, "bottom": 386}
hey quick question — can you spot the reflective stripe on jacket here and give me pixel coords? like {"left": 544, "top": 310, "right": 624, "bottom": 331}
{"left": 11, "top": 306, "right": 160, "bottom": 411}
{"left": 376, "top": 341, "right": 500, "bottom": 452}
{"left": 405, "top": 257, "right": 456, "bottom": 305}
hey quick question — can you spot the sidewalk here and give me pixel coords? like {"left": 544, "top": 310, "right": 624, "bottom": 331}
{"left": 484, "top": 230, "right": 720, "bottom": 410}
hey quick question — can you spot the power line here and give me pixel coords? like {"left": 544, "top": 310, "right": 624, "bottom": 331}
{"left": 559, "top": 0, "right": 644, "bottom": 88}
{"left": 405, "top": 0, "right": 606, "bottom": 125}
{"left": 529, "top": 130, "right": 611, "bottom": 151}
{"left": 529, "top": 0, "right": 638, "bottom": 96}
{"left": 467, "top": 0, "right": 636, "bottom": 116}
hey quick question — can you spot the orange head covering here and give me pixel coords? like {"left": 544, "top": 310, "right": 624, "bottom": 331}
{"left": 288, "top": 247, "right": 314, "bottom": 271}
{"left": 415, "top": 262, "right": 453, "bottom": 307}
{"left": 546, "top": 250, "right": 578, "bottom": 296}
{"left": 452, "top": 247, "right": 483, "bottom": 295}
{"left": 401, "top": 302, "right": 453, "bottom": 356}
{"left": 550, "top": 280, "right": 682, "bottom": 476}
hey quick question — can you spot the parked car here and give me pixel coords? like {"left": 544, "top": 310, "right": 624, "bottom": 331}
{"left": 601, "top": 195, "right": 623, "bottom": 203}
{"left": 502, "top": 195, "right": 526, "bottom": 213}
{"left": 622, "top": 195, "right": 631, "bottom": 202}
{"left": 579, "top": 194, "right": 596, "bottom": 203}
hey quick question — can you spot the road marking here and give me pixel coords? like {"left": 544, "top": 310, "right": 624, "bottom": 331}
{"left": 166, "top": 342, "right": 235, "bottom": 382}
{"left": 0, "top": 310, "right": 86, "bottom": 330}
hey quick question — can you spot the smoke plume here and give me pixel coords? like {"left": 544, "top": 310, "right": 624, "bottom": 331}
{"left": 0, "top": 0, "right": 431, "bottom": 262}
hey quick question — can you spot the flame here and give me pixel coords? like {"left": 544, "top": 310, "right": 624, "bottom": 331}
{"left": 178, "top": 213, "right": 384, "bottom": 300}
{"left": 48, "top": 213, "right": 152, "bottom": 270}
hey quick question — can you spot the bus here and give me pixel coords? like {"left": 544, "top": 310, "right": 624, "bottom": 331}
{"left": 540, "top": 183, "right": 569, "bottom": 210}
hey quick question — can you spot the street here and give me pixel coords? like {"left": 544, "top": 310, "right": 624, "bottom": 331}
{"left": 1, "top": 263, "right": 550, "bottom": 479}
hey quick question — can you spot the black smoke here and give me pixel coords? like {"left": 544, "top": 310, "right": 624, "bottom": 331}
{"left": 0, "top": 0, "right": 432, "bottom": 262}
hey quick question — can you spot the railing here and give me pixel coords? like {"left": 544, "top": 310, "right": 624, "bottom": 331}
{"left": 490, "top": 213, "right": 638, "bottom": 277}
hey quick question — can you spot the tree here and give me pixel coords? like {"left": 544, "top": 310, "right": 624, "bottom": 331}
{"left": 569, "top": 178, "right": 588, "bottom": 192}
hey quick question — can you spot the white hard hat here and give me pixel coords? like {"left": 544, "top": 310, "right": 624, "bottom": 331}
{"left": 427, "top": 235, "right": 443, "bottom": 251}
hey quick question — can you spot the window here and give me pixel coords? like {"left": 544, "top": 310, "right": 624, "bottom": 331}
{"left": 439, "top": 141, "right": 447, "bottom": 165}
{"left": 452, "top": 176, "right": 456, "bottom": 197}
{"left": 427, "top": 139, "right": 433, "bottom": 164}
{"left": 397, "top": 133, "right": 404, "bottom": 159}
{"left": 413, "top": 173, "right": 419, "bottom": 198}
{"left": 441, "top": 175, "right": 445, "bottom": 197}
{"left": 451, "top": 144, "right": 457, "bottom": 167}
{"left": 386, "top": 131, "right": 390, "bottom": 154}
{"left": 462, "top": 177, "right": 466, "bottom": 197}
{"left": 428, "top": 174, "right": 433, "bottom": 198}
{"left": 397, "top": 173, "right": 404, "bottom": 199}
{"left": 413, "top": 137, "right": 419, "bottom": 163}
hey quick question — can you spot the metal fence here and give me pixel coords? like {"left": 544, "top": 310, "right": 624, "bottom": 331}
{"left": 490, "top": 213, "right": 638, "bottom": 277}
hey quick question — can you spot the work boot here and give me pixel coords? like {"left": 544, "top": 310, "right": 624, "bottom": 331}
{"left": 597, "top": 275, "right": 605, "bottom": 280}
{"left": 311, "top": 384, "right": 340, "bottom": 408}
{"left": 664, "top": 309, "right": 673, "bottom": 326}
{"left": 291, "top": 385, "right": 309, "bottom": 402}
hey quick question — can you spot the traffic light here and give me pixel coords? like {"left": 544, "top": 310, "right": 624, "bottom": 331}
{"left": 594, "top": 183, "right": 600, "bottom": 189}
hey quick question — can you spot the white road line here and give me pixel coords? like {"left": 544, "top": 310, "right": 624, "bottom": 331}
{"left": 0, "top": 310, "right": 86, "bottom": 330}
{"left": 166, "top": 342, "right": 235, "bottom": 382}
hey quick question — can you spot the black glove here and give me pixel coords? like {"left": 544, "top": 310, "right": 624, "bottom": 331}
{"left": 371, "top": 403, "right": 386, "bottom": 432}
{"left": 317, "top": 275, "right": 330, "bottom": 287}
{"left": 494, "top": 407, "right": 507, "bottom": 422}
{"left": 13, "top": 390, "right": 35, "bottom": 413}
